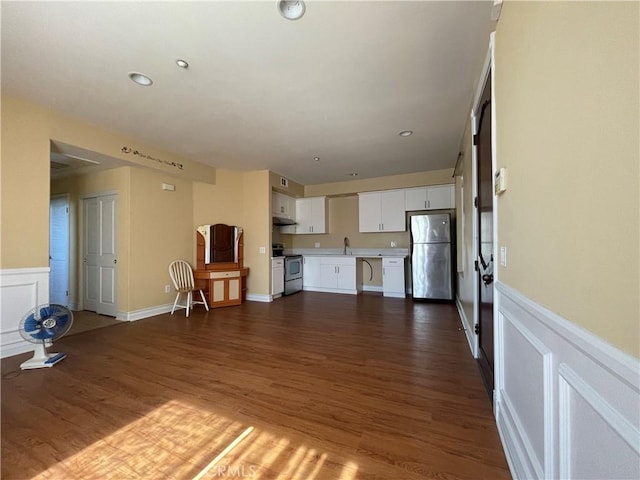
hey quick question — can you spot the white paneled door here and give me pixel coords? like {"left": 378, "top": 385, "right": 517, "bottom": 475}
{"left": 83, "top": 194, "right": 117, "bottom": 317}
{"left": 49, "top": 195, "right": 69, "bottom": 306}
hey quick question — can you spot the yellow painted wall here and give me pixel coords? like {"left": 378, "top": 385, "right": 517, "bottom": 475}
{"left": 193, "top": 169, "right": 245, "bottom": 230}
{"left": 1, "top": 94, "right": 215, "bottom": 271}
{"left": 270, "top": 171, "right": 304, "bottom": 198}
{"left": 495, "top": 2, "right": 639, "bottom": 356}
{"left": 129, "top": 167, "right": 194, "bottom": 311}
{"left": 1, "top": 96, "right": 52, "bottom": 267}
{"left": 243, "top": 170, "right": 271, "bottom": 296}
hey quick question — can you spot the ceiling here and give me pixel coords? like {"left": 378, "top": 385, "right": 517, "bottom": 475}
{"left": 1, "top": 1, "right": 495, "bottom": 186}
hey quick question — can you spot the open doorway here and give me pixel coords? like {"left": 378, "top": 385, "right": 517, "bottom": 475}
{"left": 49, "top": 195, "right": 70, "bottom": 306}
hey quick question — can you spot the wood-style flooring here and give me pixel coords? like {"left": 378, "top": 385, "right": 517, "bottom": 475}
{"left": 1, "top": 292, "right": 510, "bottom": 480}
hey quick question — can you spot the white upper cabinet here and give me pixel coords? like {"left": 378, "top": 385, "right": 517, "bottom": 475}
{"left": 272, "top": 191, "right": 295, "bottom": 218}
{"left": 295, "top": 196, "right": 327, "bottom": 234}
{"left": 405, "top": 184, "right": 455, "bottom": 211}
{"left": 358, "top": 190, "right": 406, "bottom": 232}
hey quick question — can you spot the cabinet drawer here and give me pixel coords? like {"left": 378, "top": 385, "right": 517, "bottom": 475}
{"left": 272, "top": 258, "right": 284, "bottom": 268}
{"left": 383, "top": 257, "right": 404, "bottom": 267}
{"left": 210, "top": 270, "right": 240, "bottom": 279}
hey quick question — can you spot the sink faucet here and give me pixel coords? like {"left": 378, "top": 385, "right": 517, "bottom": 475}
{"left": 343, "top": 236, "right": 350, "bottom": 255}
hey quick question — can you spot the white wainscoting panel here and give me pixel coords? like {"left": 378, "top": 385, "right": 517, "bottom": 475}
{"left": 0, "top": 268, "right": 50, "bottom": 358}
{"left": 495, "top": 282, "right": 640, "bottom": 480}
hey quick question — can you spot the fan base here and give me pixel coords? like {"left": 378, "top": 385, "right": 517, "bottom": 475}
{"left": 20, "top": 352, "right": 67, "bottom": 370}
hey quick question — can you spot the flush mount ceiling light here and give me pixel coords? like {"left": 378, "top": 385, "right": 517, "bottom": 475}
{"left": 399, "top": 130, "right": 413, "bottom": 137}
{"left": 313, "top": 156, "right": 320, "bottom": 162}
{"left": 128, "top": 72, "right": 153, "bottom": 86}
{"left": 278, "top": 0, "right": 306, "bottom": 20}
{"left": 349, "top": 173, "right": 358, "bottom": 177}
{"left": 176, "top": 59, "right": 189, "bottom": 69}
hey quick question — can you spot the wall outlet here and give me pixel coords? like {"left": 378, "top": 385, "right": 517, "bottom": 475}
{"left": 391, "top": 241, "right": 397, "bottom": 247}
{"left": 315, "top": 242, "right": 320, "bottom": 248}
{"left": 259, "top": 246, "right": 266, "bottom": 254}
{"left": 164, "top": 285, "right": 171, "bottom": 293}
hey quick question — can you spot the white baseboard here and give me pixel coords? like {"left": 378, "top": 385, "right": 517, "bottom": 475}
{"left": 117, "top": 304, "right": 174, "bottom": 321}
{"left": 455, "top": 295, "right": 476, "bottom": 357}
{"left": 246, "top": 293, "right": 272, "bottom": 303}
{"left": 0, "top": 268, "right": 50, "bottom": 359}
{"left": 362, "top": 285, "right": 383, "bottom": 293}
{"left": 302, "top": 286, "right": 359, "bottom": 295}
{"left": 494, "top": 282, "right": 640, "bottom": 480}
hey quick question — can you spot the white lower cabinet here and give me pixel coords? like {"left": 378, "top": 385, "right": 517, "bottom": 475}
{"left": 303, "top": 256, "right": 361, "bottom": 294}
{"left": 271, "top": 258, "right": 284, "bottom": 296}
{"left": 382, "top": 257, "right": 405, "bottom": 298}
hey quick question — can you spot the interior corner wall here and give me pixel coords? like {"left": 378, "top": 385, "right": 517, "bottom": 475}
{"left": 495, "top": 1, "right": 639, "bottom": 357}
{"left": 129, "top": 167, "right": 193, "bottom": 311}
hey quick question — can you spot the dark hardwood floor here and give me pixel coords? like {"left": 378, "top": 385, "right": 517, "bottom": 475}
{"left": 1, "top": 292, "right": 510, "bottom": 480}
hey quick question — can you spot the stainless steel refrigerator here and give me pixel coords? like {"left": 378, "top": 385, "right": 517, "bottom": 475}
{"left": 410, "top": 213, "right": 453, "bottom": 300}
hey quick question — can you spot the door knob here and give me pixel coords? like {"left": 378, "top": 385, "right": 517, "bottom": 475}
{"left": 482, "top": 273, "right": 493, "bottom": 285}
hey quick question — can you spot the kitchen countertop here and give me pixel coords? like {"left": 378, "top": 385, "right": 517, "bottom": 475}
{"left": 286, "top": 248, "right": 408, "bottom": 258}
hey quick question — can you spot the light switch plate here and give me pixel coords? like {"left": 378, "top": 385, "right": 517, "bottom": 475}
{"left": 259, "top": 246, "right": 266, "bottom": 254}
{"left": 315, "top": 242, "right": 320, "bottom": 248}
{"left": 500, "top": 246, "right": 507, "bottom": 267}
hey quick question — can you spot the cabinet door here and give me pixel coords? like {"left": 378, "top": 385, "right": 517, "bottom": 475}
{"left": 383, "top": 266, "right": 405, "bottom": 296}
{"left": 302, "top": 256, "right": 322, "bottom": 288}
{"left": 405, "top": 188, "right": 428, "bottom": 211}
{"left": 212, "top": 278, "right": 226, "bottom": 303}
{"left": 295, "top": 198, "right": 312, "bottom": 234}
{"left": 427, "top": 185, "right": 454, "bottom": 209}
{"left": 309, "top": 197, "right": 327, "bottom": 234}
{"left": 380, "top": 190, "right": 406, "bottom": 232}
{"left": 358, "top": 192, "right": 382, "bottom": 232}
{"left": 336, "top": 264, "right": 356, "bottom": 290}
{"left": 272, "top": 266, "right": 284, "bottom": 294}
{"left": 228, "top": 278, "right": 241, "bottom": 301}
{"left": 319, "top": 264, "right": 337, "bottom": 288}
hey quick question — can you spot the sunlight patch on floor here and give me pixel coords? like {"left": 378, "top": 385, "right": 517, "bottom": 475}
{"left": 29, "top": 399, "right": 358, "bottom": 480}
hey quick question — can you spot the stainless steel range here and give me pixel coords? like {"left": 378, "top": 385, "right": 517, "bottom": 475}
{"left": 284, "top": 255, "right": 303, "bottom": 295}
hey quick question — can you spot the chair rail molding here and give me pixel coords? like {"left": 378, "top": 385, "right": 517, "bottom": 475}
{"left": 494, "top": 281, "right": 640, "bottom": 480}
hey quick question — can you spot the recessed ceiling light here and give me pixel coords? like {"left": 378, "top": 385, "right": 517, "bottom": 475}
{"left": 314, "top": 156, "right": 320, "bottom": 162}
{"left": 176, "top": 59, "right": 189, "bottom": 69}
{"left": 349, "top": 173, "right": 358, "bottom": 177}
{"left": 278, "top": 0, "right": 306, "bottom": 20}
{"left": 399, "top": 130, "right": 413, "bottom": 137}
{"left": 129, "top": 72, "right": 153, "bottom": 86}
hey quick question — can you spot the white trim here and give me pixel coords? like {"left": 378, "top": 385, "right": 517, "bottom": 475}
{"left": 117, "top": 304, "right": 174, "bottom": 321}
{"left": 559, "top": 364, "right": 640, "bottom": 455}
{"left": 302, "top": 286, "right": 359, "bottom": 295}
{"left": 496, "top": 282, "right": 639, "bottom": 385}
{"left": 495, "top": 281, "right": 640, "bottom": 480}
{"left": 0, "top": 267, "right": 50, "bottom": 276}
{"left": 246, "top": 293, "right": 273, "bottom": 303}
{"left": 362, "top": 285, "right": 383, "bottom": 293}
{"left": 455, "top": 296, "right": 475, "bottom": 356}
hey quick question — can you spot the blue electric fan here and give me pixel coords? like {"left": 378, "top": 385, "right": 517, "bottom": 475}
{"left": 19, "top": 304, "right": 73, "bottom": 370}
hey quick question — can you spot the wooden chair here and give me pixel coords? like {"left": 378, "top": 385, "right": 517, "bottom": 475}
{"left": 168, "top": 260, "right": 209, "bottom": 317}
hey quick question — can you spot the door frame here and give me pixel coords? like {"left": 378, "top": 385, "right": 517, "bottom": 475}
{"left": 49, "top": 193, "right": 71, "bottom": 307}
{"left": 470, "top": 33, "right": 499, "bottom": 404}
{"left": 79, "top": 190, "right": 118, "bottom": 314}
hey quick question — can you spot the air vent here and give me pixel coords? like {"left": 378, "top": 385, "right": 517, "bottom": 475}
{"left": 50, "top": 161, "right": 69, "bottom": 170}
{"left": 280, "top": 177, "right": 289, "bottom": 188}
